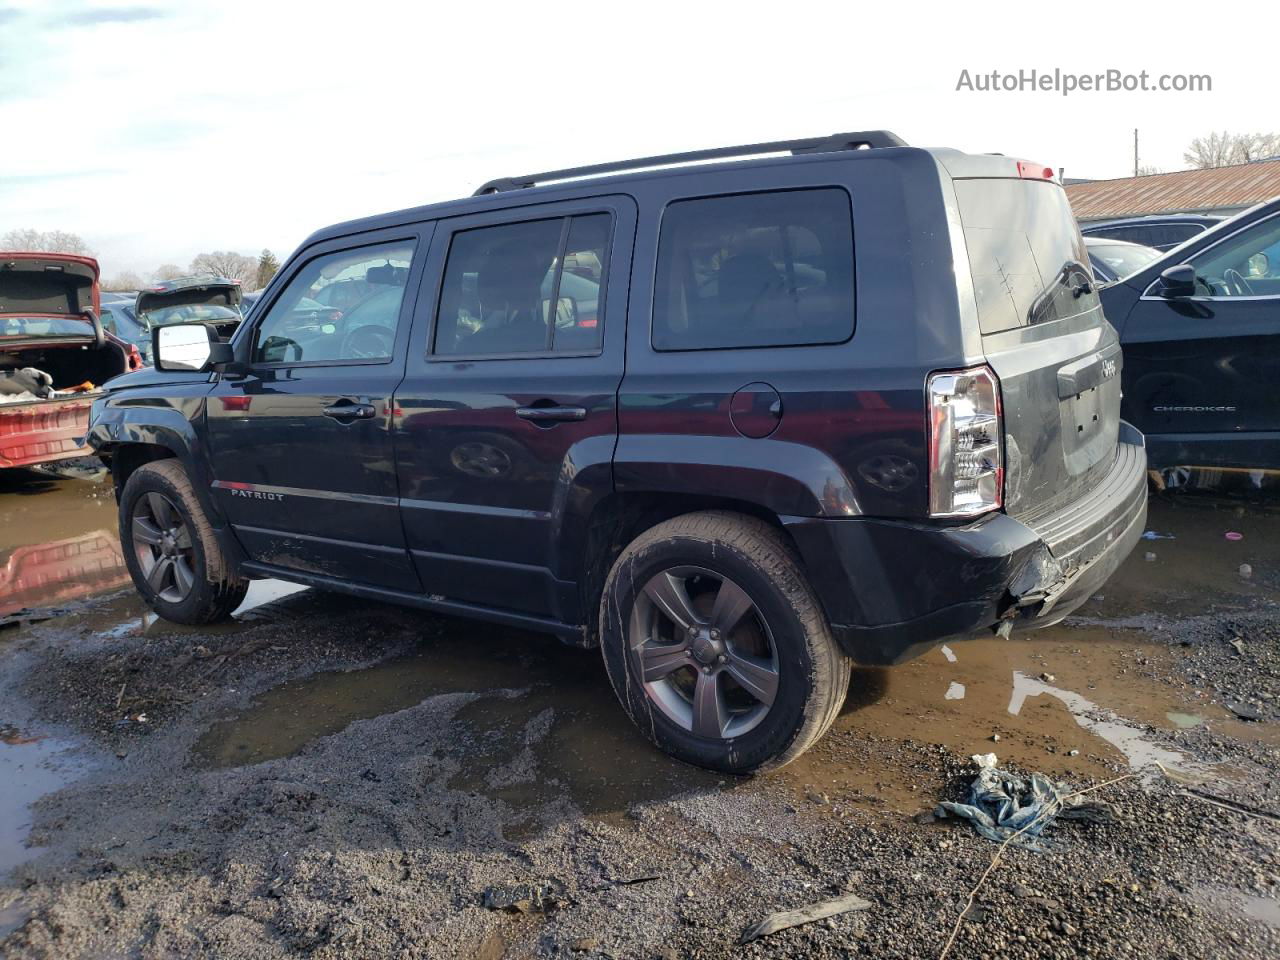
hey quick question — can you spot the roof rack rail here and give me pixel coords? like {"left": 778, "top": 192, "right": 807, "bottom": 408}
{"left": 473, "top": 130, "right": 907, "bottom": 196}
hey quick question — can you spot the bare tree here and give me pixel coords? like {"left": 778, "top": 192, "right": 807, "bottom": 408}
{"left": 103, "top": 270, "right": 145, "bottom": 291}
{"left": 1, "top": 228, "right": 93, "bottom": 255}
{"left": 189, "top": 251, "right": 256, "bottom": 284}
{"left": 1184, "top": 130, "right": 1280, "bottom": 169}
{"left": 1184, "top": 132, "right": 1237, "bottom": 169}
{"left": 1235, "top": 132, "right": 1280, "bottom": 162}
{"left": 152, "top": 263, "right": 185, "bottom": 282}
{"left": 1136, "top": 164, "right": 1163, "bottom": 176}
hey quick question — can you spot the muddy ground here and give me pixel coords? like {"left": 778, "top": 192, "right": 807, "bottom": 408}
{"left": 1, "top": 466, "right": 1278, "bottom": 959}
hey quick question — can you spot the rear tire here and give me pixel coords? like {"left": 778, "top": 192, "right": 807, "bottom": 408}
{"left": 119, "top": 459, "right": 248, "bottom": 624}
{"left": 599, "top": 510, "right": 850, "bottom": 774}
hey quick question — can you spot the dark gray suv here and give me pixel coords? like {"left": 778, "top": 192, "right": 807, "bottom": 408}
{"left": 88, "top": 132, "right": 1147, "bottom": 772}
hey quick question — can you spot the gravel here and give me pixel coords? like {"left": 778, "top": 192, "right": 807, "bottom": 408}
{"left": 1, "top": 501, "right": 1278, "bottom": 958}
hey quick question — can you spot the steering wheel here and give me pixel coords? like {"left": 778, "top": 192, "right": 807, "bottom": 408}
{"left": 341, "top": 324, "right": 395, "bottom": 359}
{"left": 1224, "top": 268, "right": 1254, "bottom": 297}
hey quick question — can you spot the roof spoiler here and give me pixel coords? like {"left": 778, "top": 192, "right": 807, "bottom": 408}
{"left": 473, "top": 130, "right": 908, "bottom": 196}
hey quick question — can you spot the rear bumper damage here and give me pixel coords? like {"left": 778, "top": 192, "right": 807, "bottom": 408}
{"left": 784, "top": 421, "right": 1148, "bottom": 665}
{"left": 0, "top": 396, "right": 96, "bottom": 469}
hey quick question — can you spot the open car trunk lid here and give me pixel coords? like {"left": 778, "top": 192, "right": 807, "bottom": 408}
{"left": 954, "top": 176, "right": 1122, "bottom": 524}
{"left": 0, "top": 255, "right": 133, "bottom": 467}
{"left": 136, "top": 277, "right": 243, "bottom": 341}
{"left": 0, "top": 252, "right": 99, "bottom": 325}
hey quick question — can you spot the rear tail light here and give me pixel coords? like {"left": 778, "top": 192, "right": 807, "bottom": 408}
{"left": 927, "top": 365, "right": 1003, "bottom": 517}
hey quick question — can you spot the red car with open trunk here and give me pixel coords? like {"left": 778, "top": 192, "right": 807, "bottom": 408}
{"left": 0, "top": 252, "right": 142, "bottom": 470}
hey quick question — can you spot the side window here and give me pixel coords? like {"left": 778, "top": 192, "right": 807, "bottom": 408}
{"left": 1115, "top": 226, "right": 1154, "bottom": 247}
{"left": 1160, "top": 224, "right": 1202, "bottom": 247}
{"left": 433, "top": 213, "right": 611, "bottom": 357}
{"left": 252, "top": 240, "right": 416, "bottom": 364}
{"left": 99, "top": 306, "right": 118, "bottom": 334}
{"left": 652, "top": 189, "right": 855, "bottom": 351}
{"left": 1190, "top": 216, "right": 1280, "bottom": 296}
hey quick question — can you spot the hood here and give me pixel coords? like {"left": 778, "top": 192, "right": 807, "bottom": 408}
{"left": 0, "top": 253, "right": 100, "bottom": 317}
{"left": 136, "top": 276, "right": 242, "bottom": 317}
{"left": 103, "top": 365, "right": 211, "bottom": 393}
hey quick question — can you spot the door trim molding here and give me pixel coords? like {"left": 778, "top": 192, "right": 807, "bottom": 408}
{"left": 211, "top": 479, "right": 398, "bottom": 507}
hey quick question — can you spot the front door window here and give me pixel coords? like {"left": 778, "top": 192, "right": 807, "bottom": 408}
{"left": 252, "top": 241, "right": 416, "bottom": 364}
{"left": 1189, "top": 217, "right": 1280, "bottom": 297}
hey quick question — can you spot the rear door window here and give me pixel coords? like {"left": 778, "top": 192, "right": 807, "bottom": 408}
{"left": 652, "top": 188, "right": 855, "bottom": 351}
{"left": 433, "top": 213, "right": 611, "bottom": 357}
{"left": 955, "top": 179, "right": 1099, "bottom": 334}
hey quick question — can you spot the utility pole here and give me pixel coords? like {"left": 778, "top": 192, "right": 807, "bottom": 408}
{"left": 1134, "top": 128, "right": 1139, "bottom": 177}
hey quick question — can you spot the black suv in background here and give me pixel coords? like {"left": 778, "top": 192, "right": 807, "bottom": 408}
{"left": 1099, "top": 196, "right": 1280, "bottom": 472}
{"left": 88, "top": 132, "right": 1146, "bottom": 773}
{"left": 1081, "top": 214, "right": 1223, "bottom": 251}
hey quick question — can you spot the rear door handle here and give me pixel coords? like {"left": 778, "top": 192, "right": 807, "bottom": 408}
{"left": 322, "top": 399, "right": 377, "bottom": 421}
{"left": 515, "top": 405, "right": 588, "bottom": 423}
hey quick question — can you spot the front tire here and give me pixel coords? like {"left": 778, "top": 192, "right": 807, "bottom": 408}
{"left": 119, "top": 459, "right": 248, "bottom": 624}
{"left": 599, "top": 511, "right": 850, "bottom": 774}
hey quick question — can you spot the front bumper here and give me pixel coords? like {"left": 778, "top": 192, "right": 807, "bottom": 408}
{"left": 784, "top": 421, "right": 1148, "bottom": 665}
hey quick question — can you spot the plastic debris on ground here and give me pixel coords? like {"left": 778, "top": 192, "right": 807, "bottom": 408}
{"left": 1225, "top": 531, "right": 1244, "bottom": 541}
{"left": 934, "top": 754, "right": 1114, "bottom": 852}
{"left": 739, "top": 892, "right": 873, "bottom": 944}
{"left": 1141, "top": 531, "right": 1176, "bottom": 540}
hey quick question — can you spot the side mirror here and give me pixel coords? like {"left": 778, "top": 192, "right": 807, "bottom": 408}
{"left": 153, "top": 323, "right": 233, "bottom": 372}
{"left": 1157, "top": 264, "right": 1197, "bottom": 299}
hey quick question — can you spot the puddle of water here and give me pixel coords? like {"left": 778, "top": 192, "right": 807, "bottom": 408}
{"left": 0, "top": 725, "right": 90, "bottom": 876}
{"left": 1167, "top": 712, "right": 1204, "bottom": 730}
{"left": 1093, "top": 496, "right": 1280, "bottom": 620}
{"left": 0, "top": 470, "right": 128, "bottom": 619}
{"left": 0, "top": 467, "right": 314, "bottom": 630}
{"left": 42, "top": 578, "right": 314, "bottom": 642}
{"left": 782, "top": 626, "right": 1266, "bottom": 811}
{"left": 1008, "top": 670, "right": 1197, "bottom": 776}
{"left": 194, "top": 623, "right": 721, "bottom": 822}
{"left": 194, "top": 615, "right": 1253, "bottom": 827}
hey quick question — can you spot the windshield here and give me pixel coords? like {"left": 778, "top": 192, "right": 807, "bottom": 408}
{"left": 0, "top": 315, "right": 95, "bottom": 339}
{"left": 1089, "top": 242, "right": 1161, "bottom": 280}
{"left": 139, "top": 303, "right": 241, "bottom": 329}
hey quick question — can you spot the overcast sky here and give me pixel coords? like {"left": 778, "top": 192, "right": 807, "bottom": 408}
{"left": 1, "top": 0, "right": 1274, "bottom": 279}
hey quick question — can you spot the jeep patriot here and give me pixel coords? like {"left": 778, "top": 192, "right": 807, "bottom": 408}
{"left": 87, "top": 131, "right": 1147, "bottom": 772}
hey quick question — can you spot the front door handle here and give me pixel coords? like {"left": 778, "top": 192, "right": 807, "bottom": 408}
{"left": 515, "top": 404, "right": 588, "bottom": 423}
{"left": 322, "top": 399, "right": 377, "bottom": 422}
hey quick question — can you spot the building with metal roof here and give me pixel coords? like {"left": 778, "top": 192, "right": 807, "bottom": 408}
{"left": 1066, "top": 158, "right": 1280, "bottom": 221}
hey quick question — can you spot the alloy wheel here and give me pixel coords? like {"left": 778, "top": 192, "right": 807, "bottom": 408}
{"left": 628, "top": 566, "right": 780, "bottom": 740}
{"left": 130, "top": 492, "right": 197, "bottom": 603}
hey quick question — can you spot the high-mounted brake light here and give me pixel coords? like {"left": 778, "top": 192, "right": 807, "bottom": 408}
{"left": 1017, "top": 161, "right": 1055, "bottom": 181}
{"left": 927, "top": 366, "right": 1003, "bottom": 517}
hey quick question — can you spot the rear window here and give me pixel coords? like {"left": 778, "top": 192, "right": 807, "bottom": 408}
{"left": 956, "top": 179, "right": 1099, "bottom": 335}
{"left": 653, "top": 188, "right": 855, "bottom": 351}
{"left": 0, "top": 316, "right": 95, "bottom": 339}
